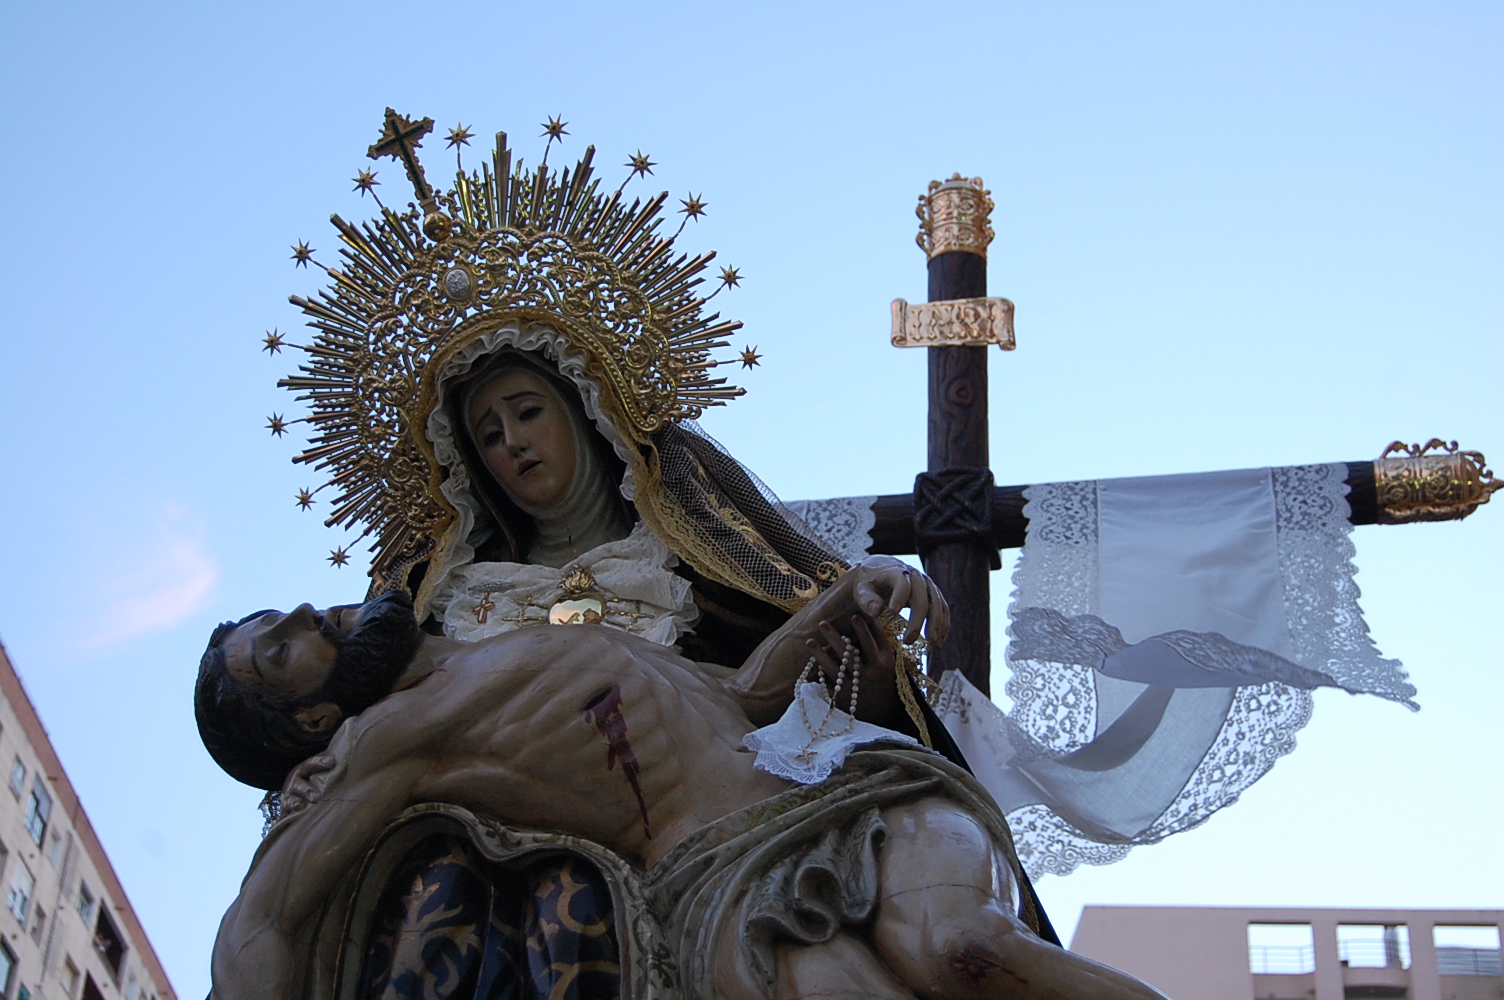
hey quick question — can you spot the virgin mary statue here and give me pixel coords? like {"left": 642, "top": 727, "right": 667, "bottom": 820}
{"left": 255, "top": 111, "right": 976, "bottom": 1000}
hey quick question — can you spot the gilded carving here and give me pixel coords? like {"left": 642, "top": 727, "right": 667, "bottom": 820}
{"left": 890, "top": 296, "right": 1016, "bottom": 349}
{"left": 1374, "top": 439, "right": 1500, "bottom": 523}
{"left": 915, "top": 174, "right": 995, "bottom": 260}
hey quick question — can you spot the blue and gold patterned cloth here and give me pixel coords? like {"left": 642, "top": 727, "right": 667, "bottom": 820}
{"left": 360, "top": 834, "right": 621, "bottom": 1000}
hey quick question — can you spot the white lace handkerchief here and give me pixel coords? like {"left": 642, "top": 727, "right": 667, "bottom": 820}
{"left": 744, "top": 683, "right": 919, "bottom": 785}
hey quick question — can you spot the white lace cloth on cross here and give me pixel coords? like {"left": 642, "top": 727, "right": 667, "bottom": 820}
{"left": 783, "top": 497, "right": 877, "bottom": 565}
{"left": 937, "top": 463, "right": 1414, "bottom": 879}
{"left": 745, "top": 682, "right": 920, "bottom": 784}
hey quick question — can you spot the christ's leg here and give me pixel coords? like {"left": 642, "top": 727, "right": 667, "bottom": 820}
{"left": 773, "top": 933, "right": 919, "bottom": 1000}
{"left": 872, "top": 797, "right": 1167, "bottom": 1000}
{"left": 712, "top": 908, "right": 917, "bottom": 1000}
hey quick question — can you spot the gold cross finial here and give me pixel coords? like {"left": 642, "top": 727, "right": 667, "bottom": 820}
{"left": 367, "top": 107, "right": 436, "bottom": 204}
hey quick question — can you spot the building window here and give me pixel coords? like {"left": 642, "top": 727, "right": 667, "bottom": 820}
{"left": 1337, "top": 923, "right": 1411, "bottom": 969}
{"left": 76, "top": 883, "right": 94, "bottom": 923}
{"left": 6, "top": 863, "right": 33, "bottom": 923}
{"left": 0, "top": 940, "right": 14, "bottom": 996}
{"left": 30, "top": 902, "right": 45, "bottom": 943}
{"left": 81, "top": 974, "right": 105, "bottom": 1000}
{"left": 7, "top": 761, "right": 23, "bottom": 799}
{"left": 62, "top": 958, "right": 80, "bottom": 998}
{"left": 124, "top": 971, "right": 138, "bottom": 1000}
{"left": 1434, "top": 925, "right": 1503, "bottom": 976}
{"left": 23, "top": 780, "right": 51, "bottom": 846}
{"left": 94, "top": 905, "right": 126, "bottom": 978}
{"left": 1248, "top": 922, "right": 1315, "bottom": 975}
{"left": 45, "top": 830, "right": 63, "bottom": 866}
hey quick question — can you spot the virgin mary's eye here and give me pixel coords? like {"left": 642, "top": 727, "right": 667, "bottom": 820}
{"left": 482, "top": 430, "right": 504, "bottom": 448}
{"left": 518, "top": 404, "right": 543, "bottom": 421}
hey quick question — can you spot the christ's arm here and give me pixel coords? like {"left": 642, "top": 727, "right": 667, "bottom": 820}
{"left": 210, "top": 752, "right": 430, "bottom": 1000}
{"left": 208, "top": 667, "right": 478, "bottom": 1000}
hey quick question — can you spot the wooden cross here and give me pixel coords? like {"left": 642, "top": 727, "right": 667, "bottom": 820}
{"left": 367, "top": 107, "right": 436, "bottom": 203}
{"left": 802, "top": 175, "right": 1498, "bottom": 699}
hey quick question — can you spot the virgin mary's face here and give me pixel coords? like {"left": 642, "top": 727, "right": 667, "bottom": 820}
{"left": 465, "top": 370, "right": 578, "bottom": 511}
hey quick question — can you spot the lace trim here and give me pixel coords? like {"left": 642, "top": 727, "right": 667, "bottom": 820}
{"left": 744, "top": 684, "right": 920, "bottom": 784}
{"left": 783, "top": 497, "right": 877, "bottom": 566}
{"left": 1135, "top": 683, "right": 1312, "bottom": 845}
{"left": 1008, "top": 606, "right": 1338, "bottom": 690}
{"left": 1004, "top": 481, "right": 1099, "bottom": 748}
{"left": 1010, "top": 480, "right": 1098, "bottom": 617}
{"left": 1272, "top": 464, "right": 1417, "bottom": 709}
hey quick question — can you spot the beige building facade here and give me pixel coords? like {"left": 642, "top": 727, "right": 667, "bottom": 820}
{"left": 1072, "top": 905, "right": 1502, "bottom": 1000}
{"left": 0, "top": 643, "right": 174, "bottom": 1000}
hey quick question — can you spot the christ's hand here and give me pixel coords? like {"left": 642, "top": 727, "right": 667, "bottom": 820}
{"left": 801, "top": 616, "right": 901, "bottom": 727}
{"left": 279, "top": 754, "right": 336, "bottom": 816}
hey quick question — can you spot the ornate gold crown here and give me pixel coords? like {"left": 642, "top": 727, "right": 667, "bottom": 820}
{"left": 915, "top": 174, "right": 994, "bottom": 260}
{"left": 268, "top": 109, "right": 750, "bottom": 573}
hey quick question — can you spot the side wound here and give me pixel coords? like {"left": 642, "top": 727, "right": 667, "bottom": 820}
{"left": 583, "top": 684, "right": 651, "bottom": 840}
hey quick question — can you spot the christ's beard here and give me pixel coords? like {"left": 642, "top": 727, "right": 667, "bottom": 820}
{"left": 315, "top": 590, "right": 423, "bottom": 716}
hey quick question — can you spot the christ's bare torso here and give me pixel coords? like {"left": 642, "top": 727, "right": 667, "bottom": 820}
{"left": 336, "top": 625, "right": 791, "bottom": 866}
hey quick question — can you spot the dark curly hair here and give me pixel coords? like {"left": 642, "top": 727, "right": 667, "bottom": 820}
{"left": 194, "top": 591, "right": 421, "bottom": 790}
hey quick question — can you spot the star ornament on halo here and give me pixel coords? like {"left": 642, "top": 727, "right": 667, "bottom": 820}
{"left": 352, "top": 169, "right": 379, "bottom": 195}
{"left": 266, "top": 414, "right": 288, "bottom": 437}
{"left": 291, "top": 241, "right": 314, "bottom": 267}
{"left": 328, "top": 546, "right": 351, "bottom": 568}
{"left": 626, "top": 150, "right": 656, "bottom": 179}
{"left": 719, "top": 266, "right": 742, "bottom": 288}
{"left": 261, "top": 329, "right": 285, "bottom": 354}
{"left": 679, "top": 194, "right": 707, "bottom": 220}
{"left": 541, "top": 116, "right": 569, "bottom": 141}
{"left": 446, "top": 124, "right": 474, "bottom": 149}
{"left": 738, "top": 346, "right": 763, "bottom": 370}
{"left": 295, "top": 488, "right": 315, "bottom": 511}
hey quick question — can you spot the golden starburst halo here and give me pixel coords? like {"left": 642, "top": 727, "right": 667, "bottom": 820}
{"left": 262, "top": 329, "right": 285, "bottom": 354}
{"left": 274, "top": 109, "right": 750, "bottom": 583}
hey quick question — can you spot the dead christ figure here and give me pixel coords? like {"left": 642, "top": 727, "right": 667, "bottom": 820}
{"left": 198, "top": 575, "right": 1166, "bottom": 1000}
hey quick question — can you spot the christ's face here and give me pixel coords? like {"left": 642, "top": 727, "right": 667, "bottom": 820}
{"left": 223, "top": 604, "right": 344, "bottom": 699}
{"left": 466, "top": 370, "right": 578, "bottom": 511}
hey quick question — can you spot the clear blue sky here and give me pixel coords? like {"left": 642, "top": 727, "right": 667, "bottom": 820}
{"left": 1, "top": 2, "right": 1499, "bottom": 995}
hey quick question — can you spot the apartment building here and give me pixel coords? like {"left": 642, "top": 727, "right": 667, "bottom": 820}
{"left": 1071, "top": 905, "right": 1502, "bottom": 1000}
{"left": 0, "top": 643, "right": 174, "bottom": 1000}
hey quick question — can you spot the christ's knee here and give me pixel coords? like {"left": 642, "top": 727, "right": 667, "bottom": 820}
{"left": 873, "top": 797, "right": 1030, "bottom": 999}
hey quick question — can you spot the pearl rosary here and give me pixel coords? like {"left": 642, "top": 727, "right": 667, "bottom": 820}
{"left": 794, "top": 635, "right": 860, "bottom": 761}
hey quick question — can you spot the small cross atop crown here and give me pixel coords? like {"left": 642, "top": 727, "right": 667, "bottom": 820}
{"left": 367, "top": 108, "right": 452, "bottom": 240}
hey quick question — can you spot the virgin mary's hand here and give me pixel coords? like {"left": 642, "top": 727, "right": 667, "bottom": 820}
{"left": 840, "top": 556, "right": 950, "bottom": 645}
